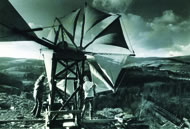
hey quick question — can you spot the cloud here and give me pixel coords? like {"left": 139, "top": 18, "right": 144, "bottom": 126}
{"left": 92, "top": 0, "right": 133, "bottom": 13}
{"left": 0, "top": 41, "right": 43, "bottom": 59}
{"left": 153, "top": 10, "right": 179, "bottom": 24}
{"left": 124, "top": 10, "right": 190, "bottom": 57}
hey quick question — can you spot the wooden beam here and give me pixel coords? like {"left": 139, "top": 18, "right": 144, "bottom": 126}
{"left": 13, "top": 28, "right": 57, "bottom": 50}
{"left": 57, "top": 60, "right": 77, "bottom": 76}
{"left": 50, "top": 110, "right": 81, "bottom": 114}
{"left": 52, "top": 86, "right": 81, "bottom": 120}
{"left": 55, "top": 61, "right": 79, "bottom": 78}
{"left": 81, "top": 119, "right": 117, "bottom": 124}
{"left": 0, "top": 119, "right": 45, "bottom": 123}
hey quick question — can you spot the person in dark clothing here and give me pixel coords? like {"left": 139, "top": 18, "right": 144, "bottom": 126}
{"left": 31, "top": 74, "right": 46, "bottom": 118}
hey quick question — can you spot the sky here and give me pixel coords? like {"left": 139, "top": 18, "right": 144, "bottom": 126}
{"left": 0, "top": 0, "right": 190, "bottom": 58}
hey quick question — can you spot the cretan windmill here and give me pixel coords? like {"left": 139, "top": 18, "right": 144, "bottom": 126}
{"left": 0, "top": 0, "right": 135, "bottom": 128}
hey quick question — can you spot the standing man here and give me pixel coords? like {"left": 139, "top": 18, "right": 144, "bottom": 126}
{"left": 81, "top": 76, "right": 96, "bottom": 120}
{"left": 31, "top": 73, "right": 46, "bottom": 118}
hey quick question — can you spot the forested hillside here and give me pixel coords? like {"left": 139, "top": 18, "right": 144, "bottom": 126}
{"left": 0, "top": 57, "right": 44, "bottom": 94}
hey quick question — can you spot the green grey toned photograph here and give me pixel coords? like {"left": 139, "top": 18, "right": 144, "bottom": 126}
{"left": 0, "top": 0, "right": 190, "bottom": 129}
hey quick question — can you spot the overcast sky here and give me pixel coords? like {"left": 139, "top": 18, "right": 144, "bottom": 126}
{"left": 1, "top": 0, "right": 190, "bottom": 58}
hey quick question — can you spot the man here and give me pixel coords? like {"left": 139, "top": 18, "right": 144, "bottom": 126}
{"left": 31, "top": 74, "right": 46, "bottom": 118}
{"left": 81, "top": 76, "right": 96, "bottom": 120}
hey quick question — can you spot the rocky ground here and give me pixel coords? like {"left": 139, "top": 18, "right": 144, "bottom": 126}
{"left": 0, "top": 92, "right": 44, "bottom": 129}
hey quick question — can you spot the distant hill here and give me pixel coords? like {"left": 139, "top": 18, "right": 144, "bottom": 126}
{"left": 0, "top": 57, "right": 44, "bottom": 94}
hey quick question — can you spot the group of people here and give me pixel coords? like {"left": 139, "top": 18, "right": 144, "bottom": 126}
{"left": 31, "top": 73, "right": 96, "bottom": 120}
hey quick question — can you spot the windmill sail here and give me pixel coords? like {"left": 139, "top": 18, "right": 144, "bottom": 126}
{"left": 83, "top": 4, "right": 110, "bottom": 35}
{"left": 83, "top": 16, "right": 129, "bottom": 50}
{"left": 59, "top": 9, "right": 81, "bottom": 46}
{"left": 87, "top": 54, "right": 127, "bottom": 93}
{"left": 0, "top": 0, "right": 37, "bottom": 41}
{"left": 42, "top": 49, "right": 54, "bottom": 83}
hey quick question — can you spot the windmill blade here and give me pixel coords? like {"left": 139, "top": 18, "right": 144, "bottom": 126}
{"left": 83, "top": 16, "right": 132, "bottom": 52}
{"left": 81, "top": 5, "right": 134, "bottom": 54}
{"left": 60, "top": 9, "right": 81, "bottom": 38}
{"left": 83, "top": 15, "right": 118, "bottom": 48}
{"left": 42, "top": 49, "right": 54, "bottom": 83}
{"left": 83, "top": 4, "right": 110, "bottom": 35}
{"left": 0, "top": 0, "right": 37, "bottom": 41}
{"left": 87, "top": 55, "right": 115, "bottom": 93}
{"left": 87, "top": 53, "right": 129, "bottom": 92}
{"left": 59, "top": 9, "right": 81, "bottom": 47}
{"left": 87, "top": 17, "right": 129, "bottom": 49}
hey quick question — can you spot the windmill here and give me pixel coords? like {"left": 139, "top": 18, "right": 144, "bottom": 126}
{"left": 0, "top": 0, "right": 135, "bottom": 128}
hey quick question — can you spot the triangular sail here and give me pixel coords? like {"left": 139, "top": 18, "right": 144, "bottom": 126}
{"left": 82, "top": 15, "right": 119, "bottom": 48}
{"left": 59, "top": 9, "right": 81, "bottom": 46}
{"left": 0, "top": 0, "right": 37, "bottom": 41}
{"left": 60, "top": 9, "right": 81, "bottom": 37}
{"left": 87, "top": 55, "right": 126, "bottom": 93}
{"left": 84, "top": 4, "right": 110, "bottom": 35}
{"left": 46, "top": 29, "right": 56, "bottom": 43}
{"left": 42, "top": 49, "right": 54, "bottom": 83}
{"left": 88, "top": 62, "right": 114, "bottom": 93}
{"left": 87, "top": 55, "right": 115, "bottom": 92}
{"left": 91, "top": 18, "right": 129, "bottom": 49}
{"left": 94, "top": 55, "right": 123, "bottom": 85}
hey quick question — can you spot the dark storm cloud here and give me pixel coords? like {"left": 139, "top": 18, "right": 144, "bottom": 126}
{"left": 128, "top": 0, "right": 190, "bottom": 19}
{"left": 90, "top": 0, "right": 190, "bottom": 18}
{"left": 91, "top": 0, "right": 133, "bottom": 13}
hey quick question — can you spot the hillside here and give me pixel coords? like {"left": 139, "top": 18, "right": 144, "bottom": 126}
{"left": 94, "top": 55, "right": 190, "bottom": 128}
{"left": 0, "top": 57, "right": 44, "bottom": 94}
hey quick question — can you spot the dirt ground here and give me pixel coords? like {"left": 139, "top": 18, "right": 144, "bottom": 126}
{"left": 0, "top": 93, "right": 45, "bottom": 129}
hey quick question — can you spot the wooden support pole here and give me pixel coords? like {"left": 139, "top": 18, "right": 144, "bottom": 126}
{"left": 49, "top": 53, "right": 57, "bottom": 109}
{"left": 0, "top": 119, "right": 45, "bottom": 124}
